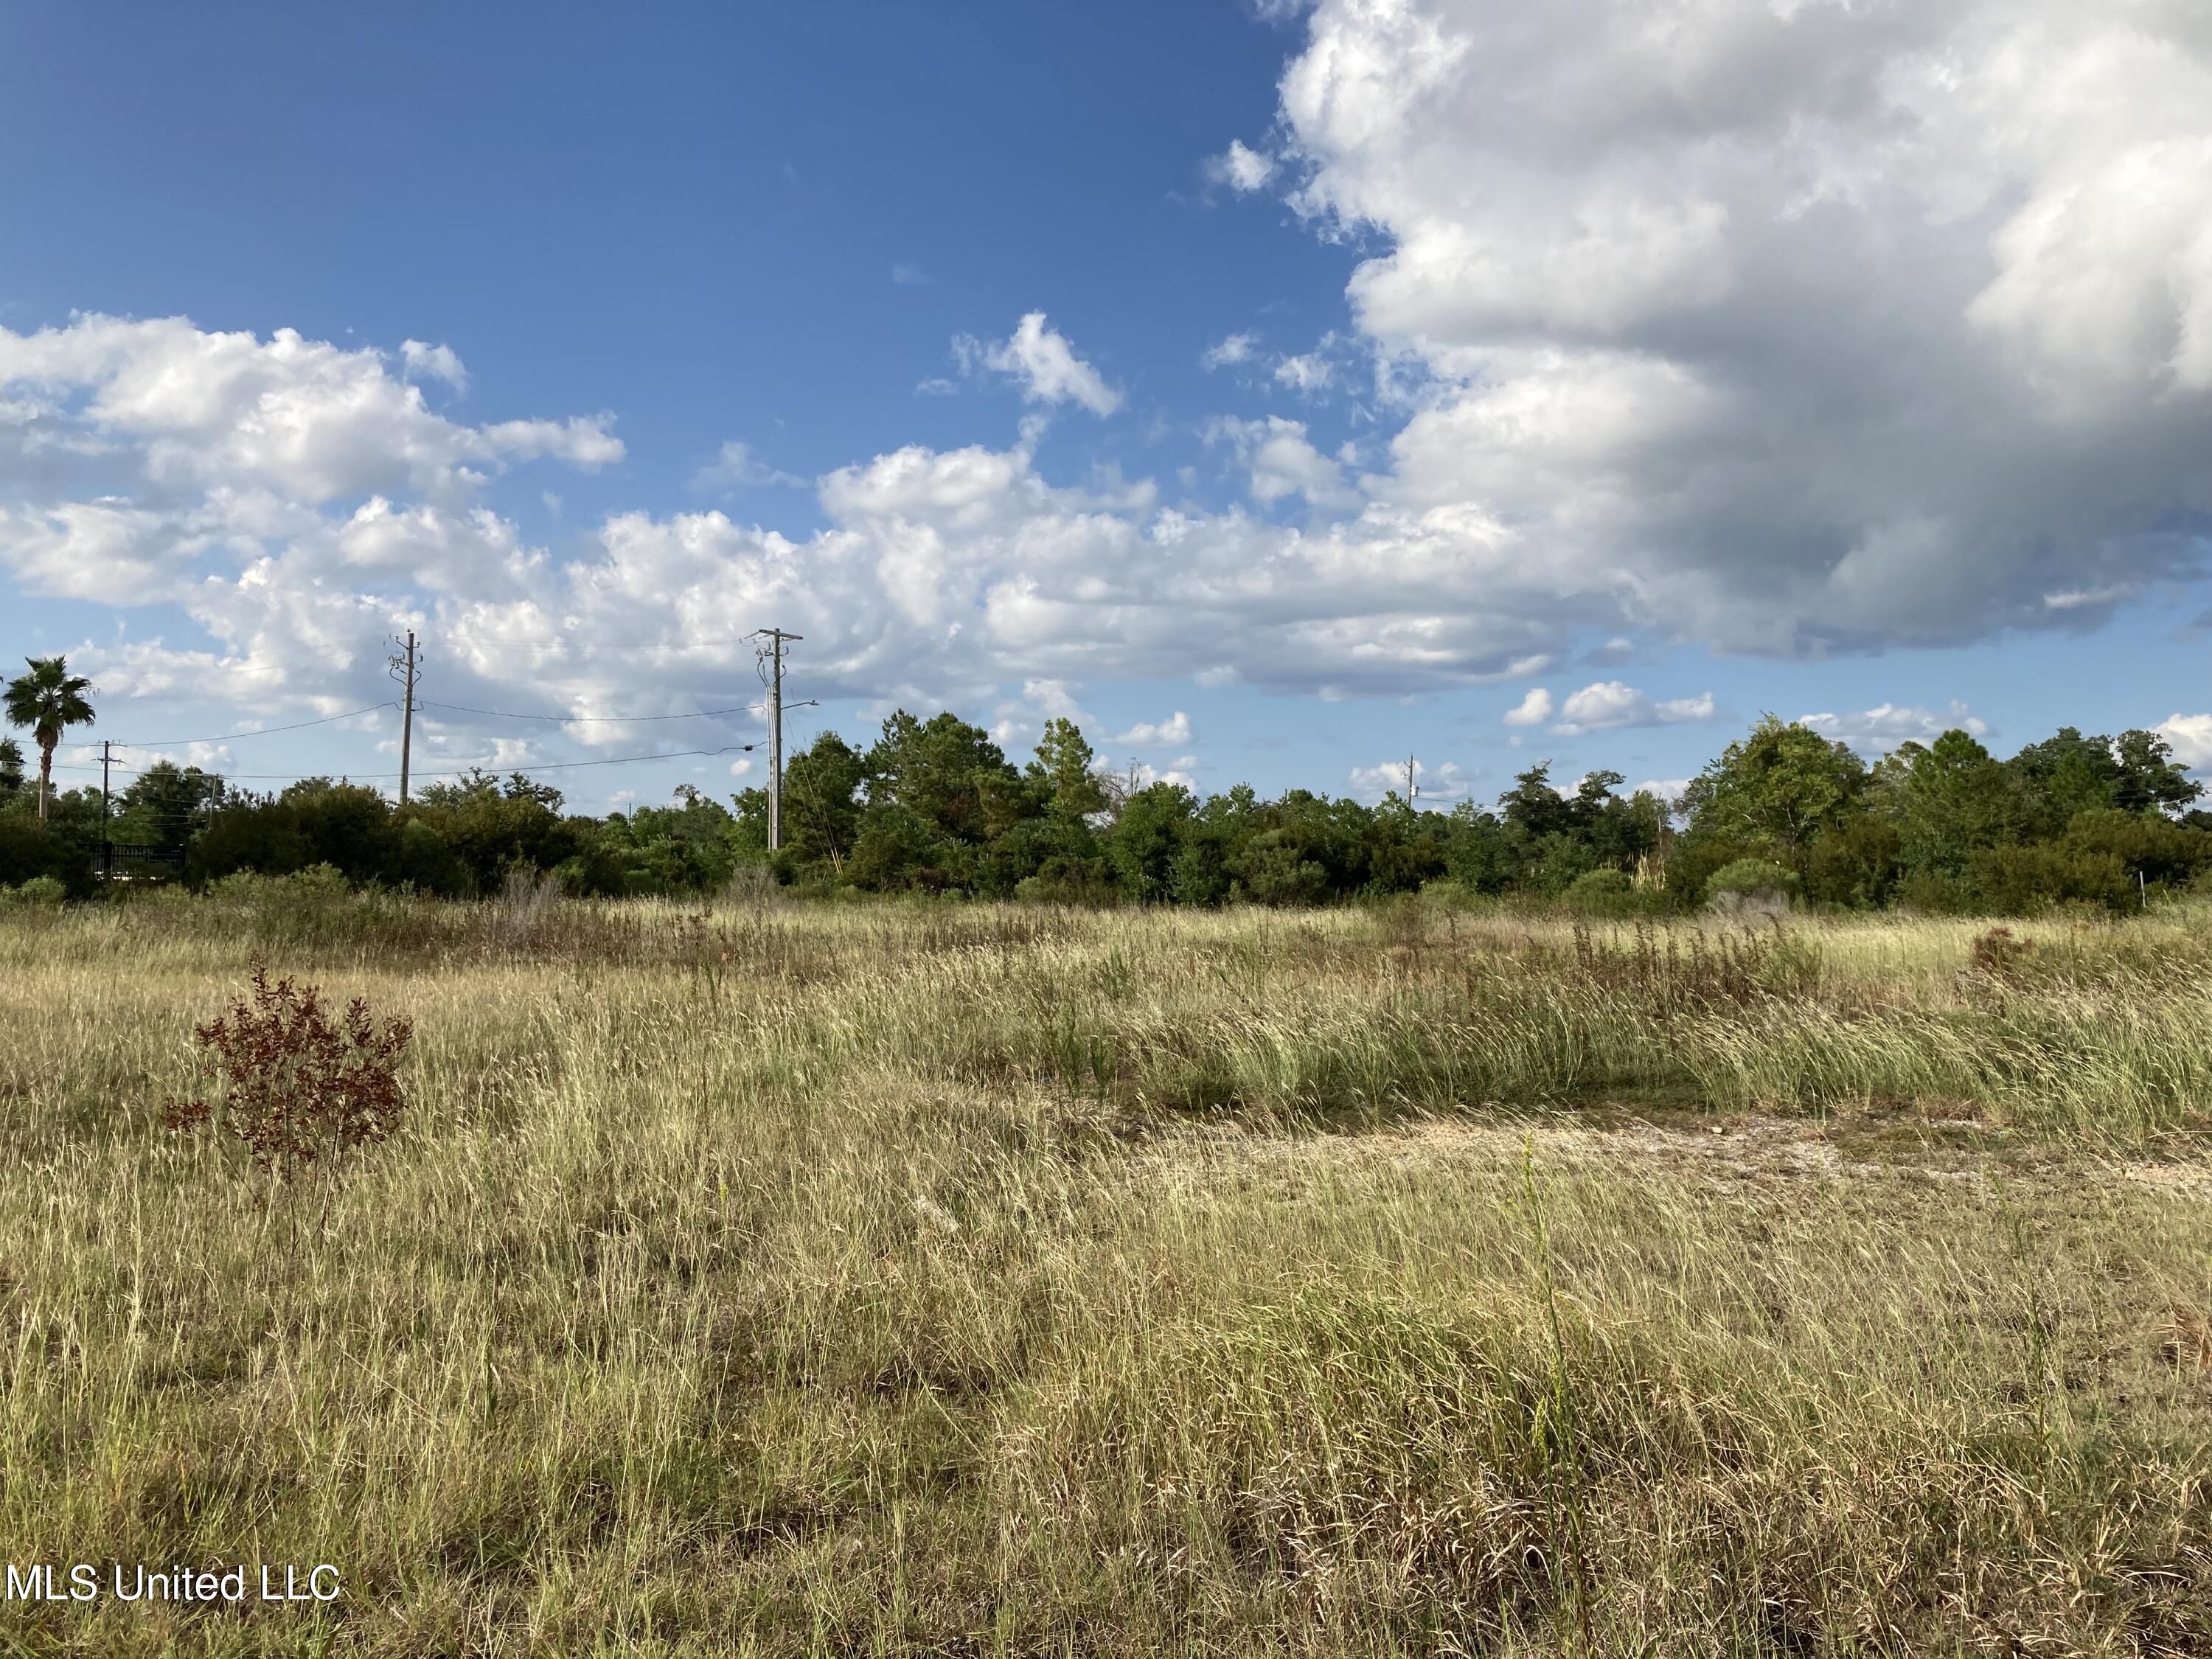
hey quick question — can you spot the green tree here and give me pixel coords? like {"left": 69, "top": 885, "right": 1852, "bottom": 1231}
{"left": 1498, "top": 762, "right": 1573, "bottom": 842}
{"left": 4, "top": 656, "right": 95, "bottom": 821}
{"left": 1105, "top": 781, "right": 1192, "bottom": 901}
{"left": 2008, "top": 727, "right": 2201, "bottom": 832}
{"left": 112, "top": 760, "right": 228, "bottom": 854}
{"left": 406, "top": 771, "right": 580, "bottom": 894}
{"left": 851, "top": 710, "right": 1019, "bottom": 890}
{"left": 864, "top": 710, "right": 1015, "bottom": 841}
{"left": 2111, "top": 729, "right": 2201, "bottom": 816}
{"left": 781, "top": 732, "right": 868, "bottom": 875}
{"left": 1026, "top": 717, "right": 1109, "bottom": 823}
{"left": 1681, "top": 717, "right": 1865, "bottom": 851}
{"left": 1871, "top": 730, "right": 2036, "bottom": 875}
{"left": 0, "top": 735, "right": 23, "bottom": 797}
{"left": 1441, "top": 801, "right": 1512, "bottom": 893}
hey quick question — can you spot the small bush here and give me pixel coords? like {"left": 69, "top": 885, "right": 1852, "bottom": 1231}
{"left": 1564, "top": 867, "right": 1635, "bottom": 916}
{"left": 208, "top": 863, "right": 353, "bottom": 906}
{"left": 1, "top": 874, "right": 67, "bottom": 908}
{"left": 162, "top": 961, "right": 413, "bottom": 1172}
{"left": 1969, "top": 925, "right": 2037, "bottom": 981}
{"left": 1704, "top": 858, "right": 1802, "bottom": 909}
{"left": 1802, "top": 818, "right": 1903, "bottom": 909}
{"left": 1964, "top": 843, "right": 2132, "bottom": 915}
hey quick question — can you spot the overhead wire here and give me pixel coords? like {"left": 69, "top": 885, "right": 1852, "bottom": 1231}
{"left": 415, "top": 700, "right": 759, "bottom": 723}
{"left": 109, "top": 703, "right": 400, "bottom": 748}
{"left": 50, "top": 742, "right": 759, "bottom": 785}
{"left": 45, "top": 628, "right": 785, "bottom": 798}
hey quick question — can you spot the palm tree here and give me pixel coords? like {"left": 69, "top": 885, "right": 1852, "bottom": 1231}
{"left": 4, "top": 657, "right": 96, "bottom": 821}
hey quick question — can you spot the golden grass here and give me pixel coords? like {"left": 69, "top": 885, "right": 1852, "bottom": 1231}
{"left": 0, "top": 894, "right": 2208, "bottom": 1653}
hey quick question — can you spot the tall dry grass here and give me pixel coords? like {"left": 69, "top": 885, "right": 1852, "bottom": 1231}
{"left": 0, "top": 893, "right": 2208, "bottom": 1653}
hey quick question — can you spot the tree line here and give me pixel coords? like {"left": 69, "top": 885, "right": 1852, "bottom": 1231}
{"left": 4, "top": 659, "right": 2207, "bottom": 913}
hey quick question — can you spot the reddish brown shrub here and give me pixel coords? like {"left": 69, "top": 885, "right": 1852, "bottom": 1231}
{"left": 163, "top": 961, "right": 413, "bottom": 1170}
{"left": 1969, "top": 925, "right": 2037, "bottom": 981}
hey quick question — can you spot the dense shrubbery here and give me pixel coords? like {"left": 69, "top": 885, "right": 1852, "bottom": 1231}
{"left": 1705, "top": 857, "right": 1804, "bottom": 905}
{"left": 1, "top": 706, "right": 2205, "bottom": 916}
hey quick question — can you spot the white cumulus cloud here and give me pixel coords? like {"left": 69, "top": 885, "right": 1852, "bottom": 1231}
{"left": 954, "top": 313, "right": 1121, "bottom": 417}
{"left": 1349, "top": 756, "right": 1470, "bottom": 801}
{"left": 1206, "top": 414, "right": 1355, "bottom": 508}
{"left": 2157, "top": 713, "right": 2212, "bottom": 771}
{"left": 1502, "top": 686, "right": 1554, "bottom": 727}
{"left": 1798, "top": 701, "right": 1991, "bottom": 755}
{"left": 400, "top": 339, "right": 467, "bottom": 391}
{"left": 1551, "top": 681, "right": 1717, "bottom": 736}
{"left": 1113, "top": 710, "right": 1193, "bottom": 746}
{"left": 1273, "top": 349, "right": 1335, "bottom": 395}
{"left": 1204, "top": 139, "right": 1277, "bottom": 192}
{"left": 1202, "top": 332, "right": 1261, "bottom": 370}
{"left": 1253, "top": 0, "right": 2212, "bottom": 651}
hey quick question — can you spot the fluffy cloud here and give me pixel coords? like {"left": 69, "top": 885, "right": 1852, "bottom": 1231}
{"left": 2157, "top": 713, "right": 2212, "bottom": 771}
{"left": 1206, "top": 415, "right": 1355, "bottom": 507}
{"left": 1502, "top": 686, "right": 1553, "bottom": 727}
{"left": 0, "top": 314, "right": 626, "bottom": 714}
{"left": 400, "top": 340, "right": 467, "bottom": 391}
{"left": 1349, "top": 756, "right": 1470, "bottom": 801}
{"left": 1113, "top": 711, "right": 1193, "bottom": 747}
{"left": 0, "top": 316, "right": 621, "bottom": 509}
{"left": 1204, "top": 139, "right": 1277, "bottom": 192}
{"left": 1798, "top": 701, "right": 1992, "bottom": 754}
{"left": 1273, "top": 351, "right": 1335, "bottom": 394}
{"left": 1263, "top": 0, "right": 2212, "bottom": 651}
{"left": 1201, "top": 332, "right": 1260, "bottom": 370}
{"left": 1549, "top": 681, "right": 1717, "bottom": 736}
{"left": 1021, "top": 678, "right": 1089, "bottom": 723}
{"left": 0, "top": 311, "right": 1594, "bottom": 727}
{"left": 955, "top": 313, "right": 1121, "bottom": 417}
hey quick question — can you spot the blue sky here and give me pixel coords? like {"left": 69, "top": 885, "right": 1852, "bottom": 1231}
{"left": 3, "top": 0, "right": 2208, "bottom": 815}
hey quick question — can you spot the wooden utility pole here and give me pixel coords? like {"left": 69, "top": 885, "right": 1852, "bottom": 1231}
{"left": 100, "top": 740, "right": 112, "bottom": 880}
{"left": 1406, "top": 753, "right": 1418, "bottom": 807}
{"left": 389, "top": 630, "right": 419, "bottom": 804}
{"left": 752, "top": 628, "right": 803, "bottom": 851}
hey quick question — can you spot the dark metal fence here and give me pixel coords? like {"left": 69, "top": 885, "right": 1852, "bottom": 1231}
{"left": 91, "top": 842, "right": 187, "bottom": 881}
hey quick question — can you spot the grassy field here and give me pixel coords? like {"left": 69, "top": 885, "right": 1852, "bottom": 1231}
{"left": 2, "top": 889, "right": 2211, "bottom": 1655}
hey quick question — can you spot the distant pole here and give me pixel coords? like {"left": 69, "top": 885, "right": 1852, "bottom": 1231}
{"left": 771, "top": 639, "right": 783, "bottom": 851}
{"left": 389, "top": 630, "right": 419, "bottom": 805}
{"left": 1406, "top": 752, "right": 1417, "bottom": 807}
{"left": 751, "top": 628, "right": 804, "bottom": 851}
{"left": 100, "top": 740, "right": 112, "bottom": 880}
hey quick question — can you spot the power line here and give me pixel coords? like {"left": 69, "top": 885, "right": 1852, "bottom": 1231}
{"left": 111, "top": 703, "right": 399, "bottom": 747}
{"left": 409, "top": 630, "right": 774, "bottom": 663}
{"left": 53, "top": 742, "right": 759, "bottom": 785}
{"left": 416, "top": 700, "right": 759, "bottom": 724}
{"left": 100, "top": 694, "right": 757, "bottom": 748}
